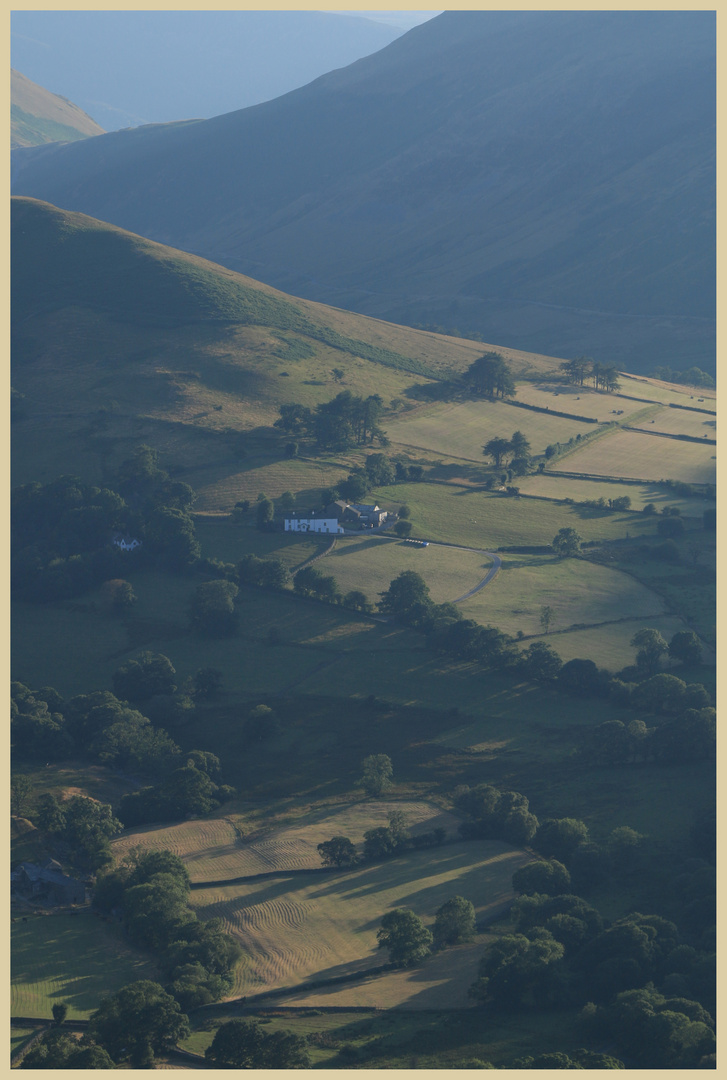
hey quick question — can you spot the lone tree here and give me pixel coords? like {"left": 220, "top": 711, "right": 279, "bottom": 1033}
{"left": 378, "top": 570, "right": 432, "bottom": 624}
{"left": 433, "top": 896, "right": 477, "bottom": 948}
{"left": 359, "top": 754, "right": 394, "bottom": 797}
{"left": 631, "top": 628, "right": 668, "bottom": 673}
{"left": 552, "top": 527, "right": 582, "bottom": 558}
{"left": 317, "top": 836, "right": 358, "bottom": 868}
{"left": 188, "top": 580, "right": 239, "bottom": 637}
{"left": 395, "top": 520, "right": 413, "bottom": 538}
{"left": 483, "top": 437, "right": 512, "bottom": 468}
{"left": 377, "top": 908, "right": 433, "bottom": 966}
{"left": 539, "top": 605, "right": 555, "bottom": 634}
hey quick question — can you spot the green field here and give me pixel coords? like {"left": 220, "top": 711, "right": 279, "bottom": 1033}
{"left": 384, "top": 397, "right": 593, "bottom": 461}
{"left": 458, "top": 555, "right": 665, "bottom": 638}
{"left": 644, "top": 406, "right": 718, "bottom": 440}
{"left": 11, "top": 913, "right": 159, "bottom": 1019}
{"left": 323, "top": 536, "right": 491, "bottom": 605}
{"left": 537, "top": 614, "right": 699, "bottom": 671}
{"left": 190, "top": 841, "right": 530, "bottom": 999}
{"left": 372, "top": 482, "right": 658, "bottom": 550}
{"left": 112, "top": 799, "right": 460, "bottom": 884}
{"left": 549, "top": 427, "right": 716, "bottom": 484}
{"left": 515, "top": 473, "right": 714, "bottom": 515}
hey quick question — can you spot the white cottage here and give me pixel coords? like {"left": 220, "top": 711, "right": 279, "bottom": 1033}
{"left": 284, "top": 517, "right": 344, "bottom": 534}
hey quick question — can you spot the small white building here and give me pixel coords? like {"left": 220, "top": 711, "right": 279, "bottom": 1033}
{"left": 284, "top": 517, "right": 344, "bottom": 534}
{"left": 111, "top": 533, "right": 142, "bottom": 551}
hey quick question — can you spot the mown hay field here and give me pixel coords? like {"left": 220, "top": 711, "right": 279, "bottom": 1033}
{"left": 511, "top": 382, "right": 652, "bottom": 422}
{"left": 323, "top": 536, "right": 491, "bottom": 605}
{"left": 457, "top": 556, "right": 665, "bottom": 638}
{"left": 384, "top": 398, "right": 592, "bottom": 462}
{"left": 373, "top": 483, "right": 658, "bottom": 550}
{"left": 272, "top": 938, "right": 487, "bottom": 1010}
{"left": 549, "top": 428, "right": 716, "bottom": 484}
{"left": 514, "top": 474, "right": 714, "bottom": 515}
{"left": 112, "top": 800, "right": 460, "bottom": 884}
{"left": 639, "top": 406, "right": 717, "bottom": 440}
{"left": 191, "top": 842, "right": 530, "bottom": 999}
{"left": 11, "top": 913, "right": 158, "bottom": 1019}
{"left": 617, "top": 374, "right": 715, "bottom": 406}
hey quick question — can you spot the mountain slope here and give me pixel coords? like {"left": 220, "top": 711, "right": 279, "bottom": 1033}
{"left": 11, "top": 69, "right": 104, "bottom": 148}
{"left": 11, "top": 11, "right": 715, "bottom": 372}
{"left": 10, "top": 10, "right": 406, "bottom": 131}
{"left": 11, "top": 197, "right": 560, "bottom": 497}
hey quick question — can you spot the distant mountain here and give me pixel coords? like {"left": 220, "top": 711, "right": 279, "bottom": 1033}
{"left": 12, "top": 11, "right": 715, "bottom": 373}
{"left": 11, "top": 69, "right": 104, "bottom": 148}
{"left": 10, "top": 10, "right": 407, "bottom": 131}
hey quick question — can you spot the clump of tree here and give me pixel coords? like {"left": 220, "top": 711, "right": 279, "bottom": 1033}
{"left": 482, "top": 430, "right": 531, "bottom": 472}
{"left": 293, "top": 564, "right": 341, "bottom": 603}
{"left": 453, "top": 783, "right": 539, "bottom": 846}
{"left": 118, "top": 751, "right": 234, "bottom": 827}
{"left": 463, "top": 352, "right": 516, "bottom": 400}
{"left": 34, "top": 793, "right": 123, "bottom": 872}
{"left": 85, "top": 980, "right": 191, "bottom": 1068}
{"left": 377, "top": 908, "right": 433, "bottom": 966}
{"left": 433, "top": 895, "right": 477, "bottom": 947}
{"left": 552, "top": 527, "right": 582, "bottom": 558}
{"left": 358, "top": 754, "right": 394, "bottom": 797}
{"left": 188, "top": 579, "right": 239, "bottom": 637}
{"left": 275, "top": 391, "right": 387, "bottom": 451}
{"left": 560, "top": 356, "right": 620, "bottom": 392}
{"left": 648, "top": 365, "right": 715, "bottom": 388}
{"left": 317, "top": 836, "right": 358, "bottom": 867}
{"left": 205, "top": 1018, "right": 309, "bottom": 1069}
{"left": 237, "top": 554, "right": 288, "bottom": 590}
{"left": 94, "top": 850, "right": 242, "bottom": 1012}
{"left": 20, "top": 1029, "right": 116, "bottom": 1070}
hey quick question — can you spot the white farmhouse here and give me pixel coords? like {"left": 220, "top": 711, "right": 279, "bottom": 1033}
{"left": 284, "top": 517, "right": 344, "bottom": 534}
{"left": 111, "top": 532, "right": 142, "bottom": 551}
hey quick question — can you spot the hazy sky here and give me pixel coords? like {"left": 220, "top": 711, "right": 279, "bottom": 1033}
{"left": 12, "top": 10, "right": 441, "bottom": 131}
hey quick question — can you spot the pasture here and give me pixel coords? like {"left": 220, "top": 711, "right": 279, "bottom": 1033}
{"left": 537, "top": 615, "right": 702, "bottom": 672}
{"left": 457, "top": 555, "right": 665, "bottom": 639}
{"left": 514, "top": 473, "right": 713, "bottom": 515}
{"left": 323, "top": 536, "right": 491, "bottom": 605}
{"left": 384, "top": 397, "right": 593, "bottom": 462}
{"left": 549, "top": 428, "right": 716, "bottom": 484}
{"left": 112, "top": 799, "right": 460, "bottom": 884}
{"left": 372, "top": 482, "right": 658, "bottom": 550}
{"left": 190, "top": 841, "right": 530, "bottom": 999}
{"left": 190, "top": 454, "right": 351, "bottom": 513}
{"left": 11, "top": 912, "right": 158, "bottom": 1019}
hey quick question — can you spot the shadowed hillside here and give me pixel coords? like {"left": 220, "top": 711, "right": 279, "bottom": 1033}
{"left": 11, "top": 197, "right": 560, "bottom": 492}
{"left": 11, "top": 11, "right": 715, "bottom": 372}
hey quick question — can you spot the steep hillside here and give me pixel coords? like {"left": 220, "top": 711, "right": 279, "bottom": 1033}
{"left": 11, "top": 11, "right": 715, "bottom": 372}
{"left": 11, "top": 197, "right": 559, "bottom": 493}
{"left": 11, "top": 69, "right": 104, "bottom": 148}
